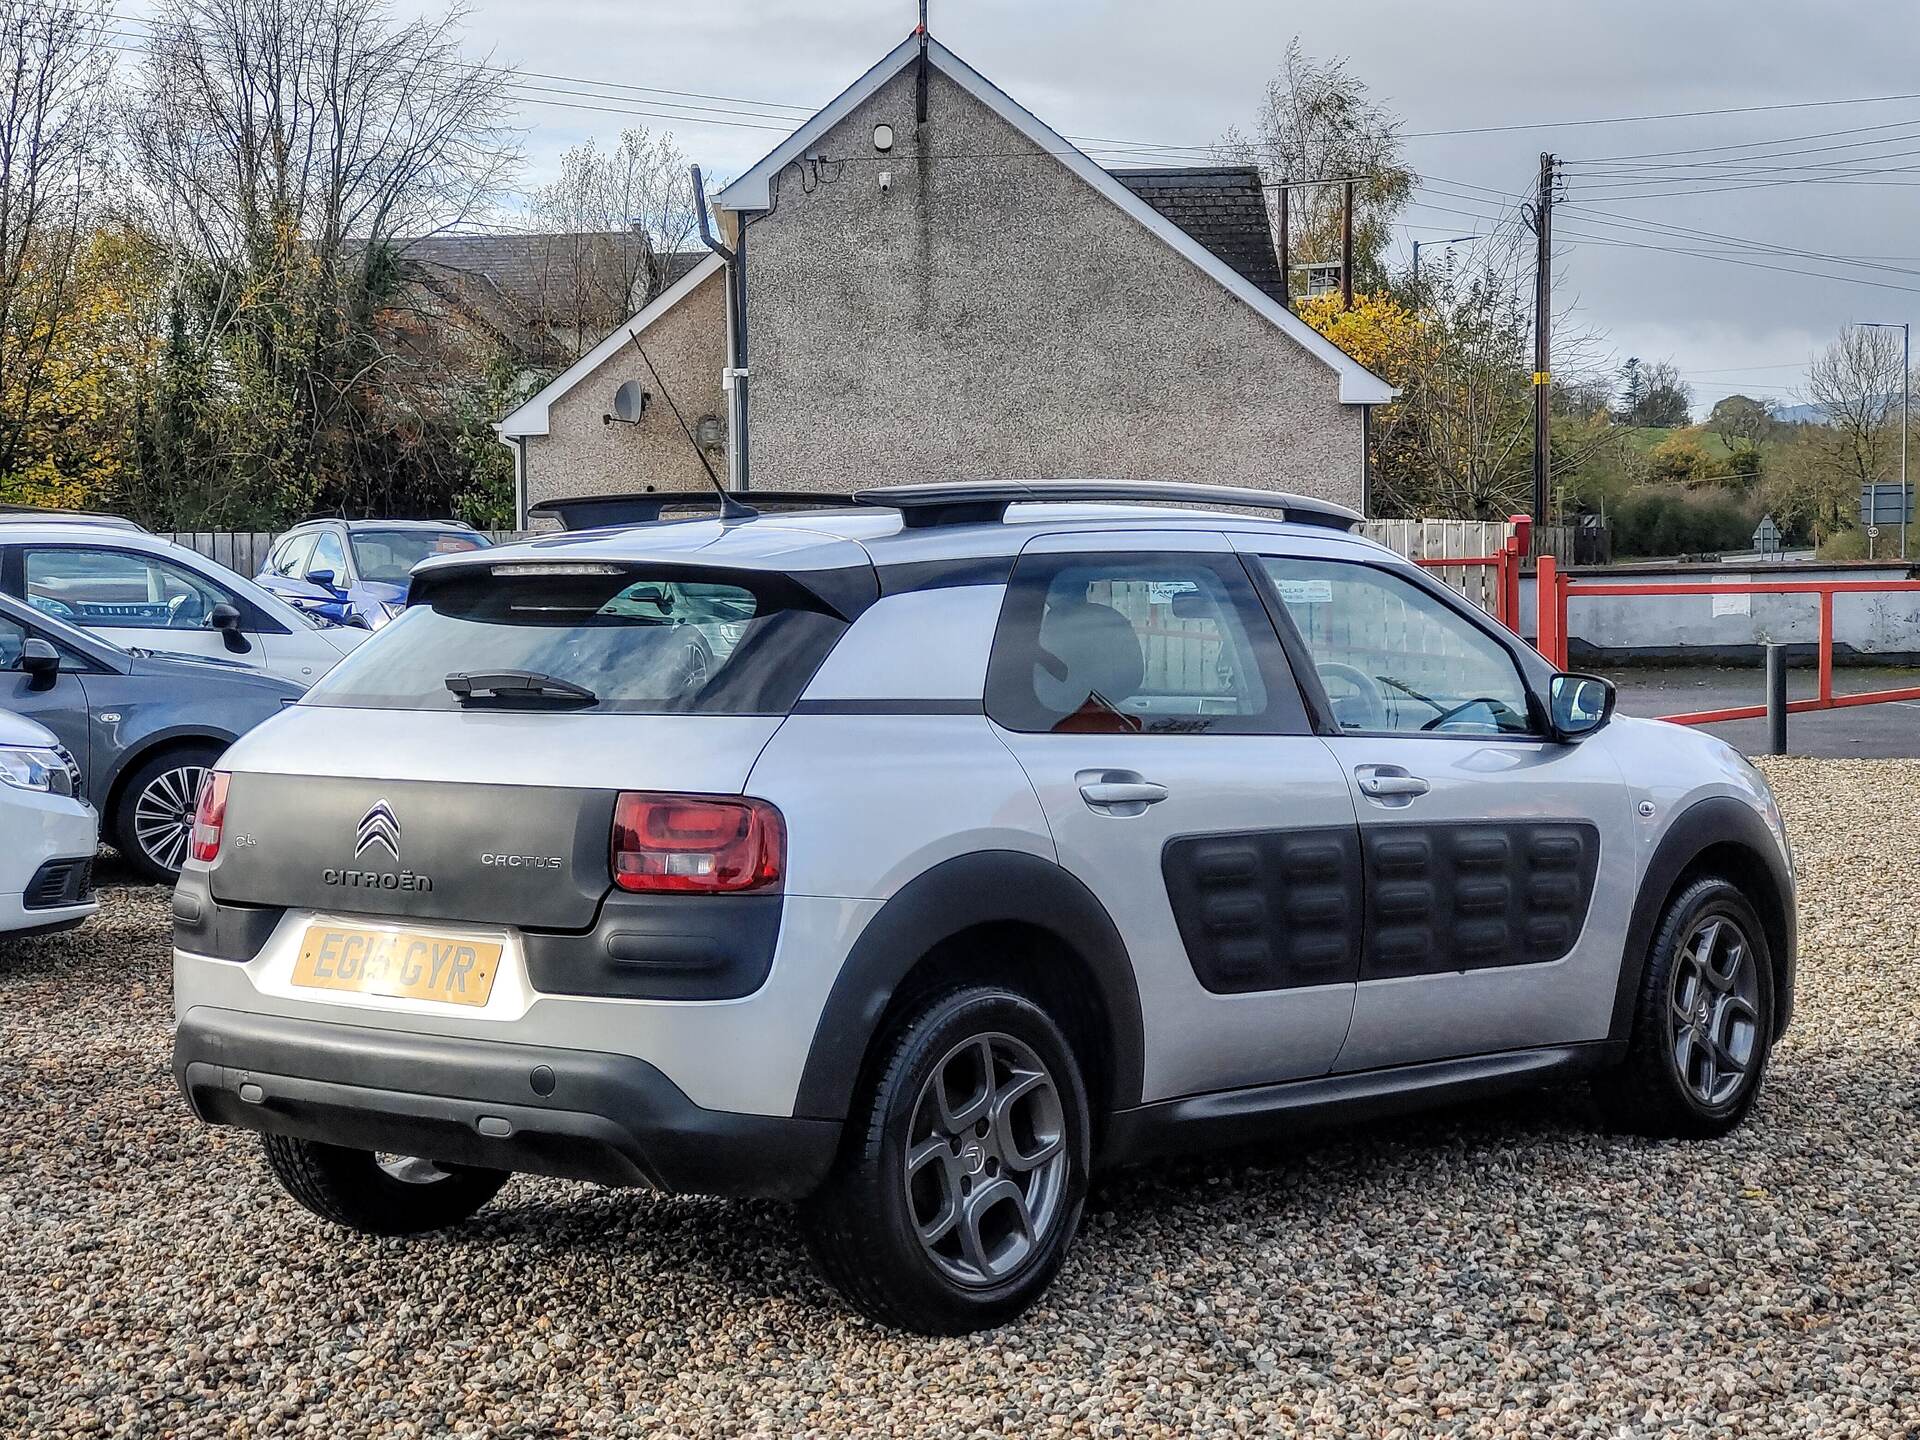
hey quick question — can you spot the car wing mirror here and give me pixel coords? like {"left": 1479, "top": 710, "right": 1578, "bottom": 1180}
{"left": 20, "top": 637, "right": 60, "bottom": 687}
{"left": 1548, "top": 672, "right": 1615, "bottom": 741}
{"left": 208, "top": 602, "right": 251, "bottom": 654}
{"left": 303, "top": 568, "right": 339, "bottom": 592}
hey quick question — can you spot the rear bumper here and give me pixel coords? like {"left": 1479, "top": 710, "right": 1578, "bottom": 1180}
{"left": 173, "top": 1007, "right": 840, "bottom": 1199}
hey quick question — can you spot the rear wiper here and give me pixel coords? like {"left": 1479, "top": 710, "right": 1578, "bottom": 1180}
{"left": 445, "top": 670, "right": 598, "bottom": 705}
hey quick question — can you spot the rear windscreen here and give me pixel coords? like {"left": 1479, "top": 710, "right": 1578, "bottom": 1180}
{"left": 300, "top": 567, "right": 848, "bottom": 714}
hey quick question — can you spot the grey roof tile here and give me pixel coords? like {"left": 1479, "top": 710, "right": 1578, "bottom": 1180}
{"left": 1109, "top": 166, "right": 1288, "bottom": 303}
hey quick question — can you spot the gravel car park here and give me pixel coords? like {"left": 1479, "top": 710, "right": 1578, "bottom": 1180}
{"left": 2, "top": 758, "right": 1915, "bottom": 1437}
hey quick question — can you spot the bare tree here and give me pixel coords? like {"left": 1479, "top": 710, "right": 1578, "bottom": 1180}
{"left": 121, "top": 0, "right": 520, "bottom": 517}
{"left": 0, "top": 0, "right": 112, "bottom": 483}
{"left": 526, "top": 127, "right": 698, "bottom": 359}
{"left": 1224, "top": 39, "right": 1415, "bottom": 292}
{"left": 1804, "top": 323, "right": 1906, "bottom": 496}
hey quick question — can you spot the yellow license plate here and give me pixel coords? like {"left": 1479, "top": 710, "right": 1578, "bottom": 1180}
{"left": 292, "top": 925, "right": 502, "bottom": 1008}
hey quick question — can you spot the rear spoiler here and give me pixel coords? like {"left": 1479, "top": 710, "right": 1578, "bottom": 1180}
{"left": 529, "top": 491, "right": 858, "bottom": 531}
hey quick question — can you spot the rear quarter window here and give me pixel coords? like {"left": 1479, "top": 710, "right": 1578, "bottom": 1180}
{"left": 301, "top": 566, "right": 849, "bottom": 715}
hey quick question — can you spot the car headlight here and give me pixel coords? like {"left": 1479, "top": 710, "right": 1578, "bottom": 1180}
{"left": 0, "top": 745, "right": 70, "bottom": 795}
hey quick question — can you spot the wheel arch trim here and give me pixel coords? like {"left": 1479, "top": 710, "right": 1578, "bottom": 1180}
{"left": 1613, "top": 795, "right": 1797, "bottom": 1042}
{"left": 791, "top": 850, "right": 1146, "bottom": 1121}
{"left": 102, "top": 729, "right": 235, "bottom": 820}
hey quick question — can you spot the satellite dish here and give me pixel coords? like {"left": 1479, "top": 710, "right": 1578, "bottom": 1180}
{"left": 611, "top": 379, "right": 649, "bottom": 424}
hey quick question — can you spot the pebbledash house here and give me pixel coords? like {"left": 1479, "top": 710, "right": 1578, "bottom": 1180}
{"left": 493, "top": 31, "right": 1394, "bottom": 522}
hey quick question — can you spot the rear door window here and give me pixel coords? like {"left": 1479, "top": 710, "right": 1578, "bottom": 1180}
{"left": 302, "top": 566, "right": 849, "bottom": 715}
{"left": 985, "top": 551, "right": 1306, "bottom": 735}
{"left": 271, "top": 533, "right": 317, "bottom": 578}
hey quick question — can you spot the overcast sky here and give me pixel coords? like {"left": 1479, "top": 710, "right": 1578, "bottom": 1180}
{"left": 231, "top": 1, "right": 1920, "bottom": 414}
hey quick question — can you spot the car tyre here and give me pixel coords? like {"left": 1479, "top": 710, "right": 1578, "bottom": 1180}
{"left": 1599, "top": 876, "right": 1775, "bottom": 1139}
{"left": 113, "top": 743, "right": 224, "bottom": 883}
{"left": 260, "top": 1135, "right": 509, "bottom": 1235}
{"left": 799, "top": 985, "right": 1091, "bottom": 1335}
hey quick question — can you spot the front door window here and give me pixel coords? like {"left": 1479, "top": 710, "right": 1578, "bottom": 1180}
{"left": 24, "top": 548, "right": 238, "bottom": 633}
{"left": 1260, "top": 558, "right": 1533, "bottom": 736}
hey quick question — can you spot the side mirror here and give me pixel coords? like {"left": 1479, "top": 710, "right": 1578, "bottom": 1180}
{"left": 303, "top": 568, "right": 339, "bottom": 592}
{"left": 209, "top": 603, "right": 251, "bottom": 654}
{"left": 1548, "top": 672, "right": 1615, "bottom": 741}
{"left": 20, "top": 637, "right": 60, "bottom": 688}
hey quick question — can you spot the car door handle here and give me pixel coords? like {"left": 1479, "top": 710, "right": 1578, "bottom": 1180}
{"left": 1356, "top": 766, "right": 1430, "bottom": 800}
{"left": 1078, "top": 778, "right": 1170, "bottom": 811}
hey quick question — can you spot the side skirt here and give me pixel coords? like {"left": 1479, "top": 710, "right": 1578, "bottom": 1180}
{"left": 1099, "top": 1041, "right": 1621, "bottom": 1169}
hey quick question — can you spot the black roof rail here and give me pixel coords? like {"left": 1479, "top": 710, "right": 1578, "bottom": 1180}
{"left": 528, "top": 490, "right": 859, "bottom": 531}
{"left": 849, "top": 480, "right": 1364, "bottom": 532}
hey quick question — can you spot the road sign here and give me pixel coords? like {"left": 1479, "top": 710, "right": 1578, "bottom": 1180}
{"left": 1860, "top": 482, "right": 1913, "bottom": 527}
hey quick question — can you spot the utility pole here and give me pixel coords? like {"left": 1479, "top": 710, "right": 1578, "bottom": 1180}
{"left": 1341, "top": 179, "right": 1356, "bottom": 311}
{"left": 1860, "top": 319, "right": 1910, "bottom": 559}
{"left": 1529, "top": 152, "right": 1557, "bottom": 529}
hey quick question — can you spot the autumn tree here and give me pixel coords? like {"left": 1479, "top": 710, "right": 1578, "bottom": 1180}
{"left": 121, "top": 0, "right": 519, "bottom": 523}
{"left": 1226, "top": 39, "right": 1415, "bottom": 293}
{"left": 0, "top": 0, "right": 114, "bottom": 505}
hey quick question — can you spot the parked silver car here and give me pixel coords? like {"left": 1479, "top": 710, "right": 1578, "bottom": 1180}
{"left": 0, "top": 521, "right": 364, "bottom": 686}
{"left": 171, "top": 482, "right": 1796, "bottom": 1333}
{"left": 1, "top": 592, "right": 304, "bottom": 880}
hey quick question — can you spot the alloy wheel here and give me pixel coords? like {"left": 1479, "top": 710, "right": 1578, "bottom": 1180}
{"left": 903, "top": 1032, "right": 1069, "bottom": 1288}
{"left": 1667, "top": 914, "right": 1763, "bottom": 1109}
{"left": 132, "top": 763, "right": 209, "bottom": 875}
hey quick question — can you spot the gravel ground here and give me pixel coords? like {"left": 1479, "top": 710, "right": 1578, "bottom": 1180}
{"left": 3, "top": 760, "right": 1917, "bottom": 1439}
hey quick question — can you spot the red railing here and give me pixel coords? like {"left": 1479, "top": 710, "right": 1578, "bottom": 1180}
{"left": 1535, "top": 556, "right": 1920, "bottom": 725}
{"left": 1408, "top": 515, "right": 1531, "bottom": 635}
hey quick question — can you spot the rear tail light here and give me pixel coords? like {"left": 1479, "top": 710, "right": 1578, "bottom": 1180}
{"left": 611, "top": 793, "right": 785, "bottom": 894}
{"left": 190, "top": 771, "right": 230, "bottom": 863}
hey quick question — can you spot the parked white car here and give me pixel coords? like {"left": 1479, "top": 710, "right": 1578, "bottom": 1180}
{"left": 0, "top": 708, "right": 97, "bottom": 938}
{"left": 0, "top": 522, "right": 365, "bottom": 687}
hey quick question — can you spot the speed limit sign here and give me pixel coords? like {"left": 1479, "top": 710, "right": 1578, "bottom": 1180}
{"left": 1869, "top": 525, "right": 1882, "bottom": 540}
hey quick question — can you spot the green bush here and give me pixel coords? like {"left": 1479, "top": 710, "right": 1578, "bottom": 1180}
{"left": 1611, "top": 485, "right": 1760, "bottom": 558}
{"left": 1815, "top": 528, "right": 1869, "bottom": 562}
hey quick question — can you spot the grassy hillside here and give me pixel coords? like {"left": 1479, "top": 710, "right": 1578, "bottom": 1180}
{"left": 1619, "top": 425, "right": 1736, "bottom": 460}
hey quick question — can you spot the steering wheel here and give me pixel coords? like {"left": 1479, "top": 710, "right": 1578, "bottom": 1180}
{"left": 1317, "top": 662, "right": 1386, "bottom": 730}
{"left": 1420, "top": 697, "right": 1511, "bottom": 733}
{"left": 167, "top": 592, "right": 205, "bottom": 628}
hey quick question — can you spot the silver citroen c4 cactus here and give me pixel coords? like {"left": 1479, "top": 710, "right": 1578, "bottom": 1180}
{"left": 171, "top": 481, "right": 1795, "bottom": 1333}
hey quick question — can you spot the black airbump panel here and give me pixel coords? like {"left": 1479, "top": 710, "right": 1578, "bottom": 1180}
{"left": 1361, "top": 821, "right": 1599, "bottom": 979}
{"left": 1162, "top": 826, "right": 1363, "bottom": 993}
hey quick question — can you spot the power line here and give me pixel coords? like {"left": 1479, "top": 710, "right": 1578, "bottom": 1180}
{"left": 1571, "top": 113, "right": 1920, "bottom": 163}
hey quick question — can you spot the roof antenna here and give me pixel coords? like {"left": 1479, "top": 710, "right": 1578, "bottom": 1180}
{"left": 915, "top": 0, "right": 928, "bottom": 126}
{"left": 625, "top": 330, "right": 756, "bottom": 522}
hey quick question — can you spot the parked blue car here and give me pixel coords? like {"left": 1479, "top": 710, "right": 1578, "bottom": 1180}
{"left": 254, "top": 520, "right": 491, "bottom": 630}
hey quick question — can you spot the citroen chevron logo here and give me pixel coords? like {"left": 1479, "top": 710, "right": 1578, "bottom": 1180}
{"left": 354, "top": 800, "right": 401, "bottom": 861}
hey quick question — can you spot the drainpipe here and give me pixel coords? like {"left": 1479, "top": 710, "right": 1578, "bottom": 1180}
{"left": 513, "top": 435, "right": 529, "bottom": 531}
{"left": 692, "top": 165, "right": 750, "bottom": 493}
